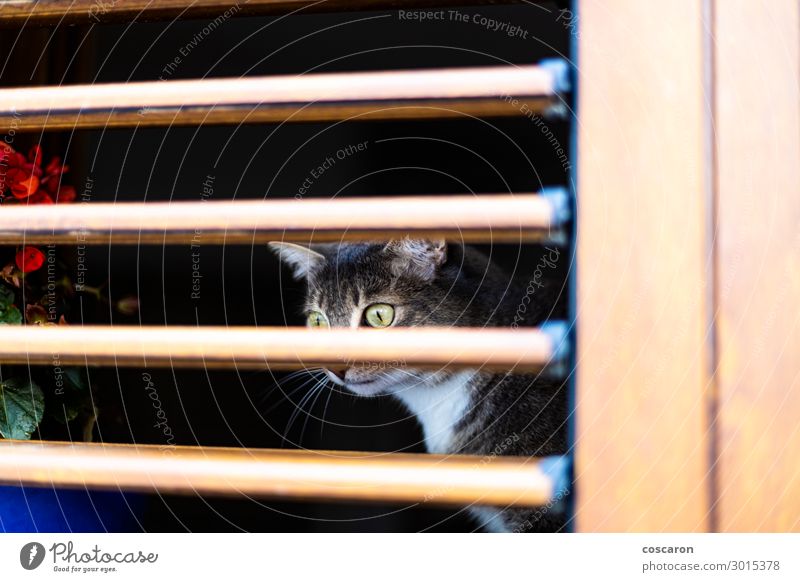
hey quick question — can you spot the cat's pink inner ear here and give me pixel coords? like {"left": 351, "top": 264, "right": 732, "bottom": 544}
{"left": 268, "top": 242, "right": 325, "bottom": 279}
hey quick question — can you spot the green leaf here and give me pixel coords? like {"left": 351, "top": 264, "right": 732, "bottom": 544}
{"left": 0, "top": 285, "right": 13, "bottom": 310}
{"left": 0, "top": 378, "right": 45, "bottom": 439}
{"left": 0, "top": 304, "right": 22, "bottom": 325}
{"left": 0, "top": 285, "right": 21, "bottom": 324}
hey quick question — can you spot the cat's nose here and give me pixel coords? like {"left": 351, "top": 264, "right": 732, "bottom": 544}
{"left": 328, "top": 368, "right": 347, "bottom": 380}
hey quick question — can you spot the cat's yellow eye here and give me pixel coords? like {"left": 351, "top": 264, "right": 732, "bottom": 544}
{"left": 307, "top": 311, "right": 329, "bottom": 328}
{"left": 364, "top": 304, "right": 395, "bottom": 328}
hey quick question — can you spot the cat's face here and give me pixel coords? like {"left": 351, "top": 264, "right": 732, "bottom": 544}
{"left": 269, "top": 239, "right": 457, "bottom": 397}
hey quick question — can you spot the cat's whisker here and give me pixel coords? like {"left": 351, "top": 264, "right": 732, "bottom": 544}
{"left": 279, "top": 368, "right": 325, "bottom": 385}
{"left": 256, "top": 367, "right": 319, "bottom": 398}
{"left": 272, "top": 374, "right": 321, "bottom": 408}
{"left": 319, "top": 382, "right": 336, "bottom": 439}
{"left": 282, "top": 376, "right": 328, "bottom": 446}
{"left": 256, "top": 370, "right": 315, "bottom": 408}
{"left": 381, "top": 367, "right": 427, "bottom": 388}
{"left": 385, "top": 365, "right": 422, "bottom": 377}
{"left": 396, "top": 369, "right": 425, "bottom": 381}
{"left": 260, "top": 370, "right": 324, "bottom": 413}
{"left": 300, "top": 377, "right": 332, "bottom": 444}
{"left": 258, "top": 380, "right": 313, "bottom": 418}
{"left": 289, "top": 382, "right": 325, "bottom": 443}
{"left": 249, "top": 366, "right": 319, "bottom": 387}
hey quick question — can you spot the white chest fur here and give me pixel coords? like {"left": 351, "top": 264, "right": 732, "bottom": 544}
{"left": 393, "top": 371, "right": 474, "bottom": 454}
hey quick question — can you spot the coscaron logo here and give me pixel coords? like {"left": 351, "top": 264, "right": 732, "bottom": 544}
{"left": 20, "top": 542, "right": 46, "bottom": 570}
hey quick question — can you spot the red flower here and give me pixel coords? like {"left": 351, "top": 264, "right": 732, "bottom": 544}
{"left": 40, "top": 157, "right": 73, "bottom": 203}
{"left": 1, "top": 144, "right": 43, "bottom": 198}
{"left": 26, "top": 190, "right": 53, "bottom": 205}
{"left": 53, "top": 185, "right": 76, "bottom": 203}
{"left": 1, "top": 143, "right": 74, "bottom": 204}
{"left": 27, "top": 145, "right": 42, "bottom": 167}
{"left": 0, "top": 144, "right": 14, "bottom": 191}
{"left": 15, "top": 246, "right": 45, "bottom": 273}
{"left": 0, "top": 145, "right": 30, "bottom": 178}
{"left": 9, "top": 172, "right": 40, "bottom": 199}
{"left": 44, "top": 156, "right": 69, "bottom": 179}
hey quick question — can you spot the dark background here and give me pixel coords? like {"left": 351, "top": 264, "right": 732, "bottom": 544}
{"left": 0, "top": 1, "right": 572, "bottom": 531}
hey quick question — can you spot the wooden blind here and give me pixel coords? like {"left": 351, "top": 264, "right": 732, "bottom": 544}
{"left": 0, "top": 3, "right": 572, "bottom": 511}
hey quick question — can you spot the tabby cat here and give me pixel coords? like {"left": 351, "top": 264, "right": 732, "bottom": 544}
{"left": 269, "top": 238, "right": 568, "bottom": 532}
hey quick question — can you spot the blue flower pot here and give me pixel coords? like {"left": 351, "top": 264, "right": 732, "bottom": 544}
{"left": 0, "top": 486, "right": 147, "bottom": 532}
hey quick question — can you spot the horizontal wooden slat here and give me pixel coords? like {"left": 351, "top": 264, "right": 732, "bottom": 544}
{"left": 0, "top": 0, "right": 528, "bottom": 27}
{"left": 0, "top": 192, "right": 569, "bottom": 245}
{"left": 0, "top": 324, "right": 569, "bottom": 371}
{"left": 0, "top": 440, "right": 566, "bottom": 507}
{"left": 0, "top": 63, "right": 567, "bottom": 131}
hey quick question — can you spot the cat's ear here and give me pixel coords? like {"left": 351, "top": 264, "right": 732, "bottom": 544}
{"left": 268, "top": 242, "right": 326, "bottom": 279}
{"left": 384, "top": 238, "right": 447, "bottom": 281}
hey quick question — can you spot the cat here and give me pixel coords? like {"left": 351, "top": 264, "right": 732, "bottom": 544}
{"left": 269, "top": 238, "right": 568, "bottom": 532}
